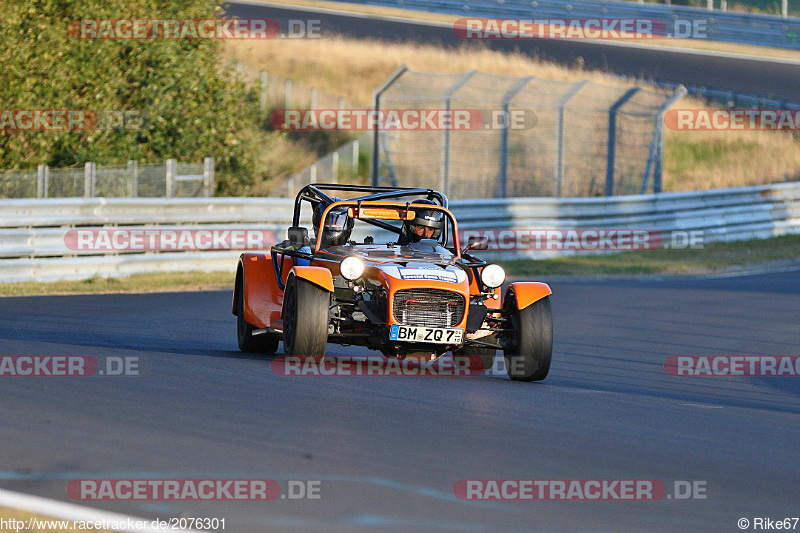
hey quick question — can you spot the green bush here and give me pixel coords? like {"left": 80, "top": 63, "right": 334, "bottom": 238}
{"left": 0, "top": 0, "right": 259, "bottom": 195}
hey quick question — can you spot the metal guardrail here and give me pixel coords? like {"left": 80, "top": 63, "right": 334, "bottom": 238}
{"left": 350, "top": 0, "right": 800, "bottom": 49}
{"left": 0, "top": 182, "right": 797, "bottom": 282}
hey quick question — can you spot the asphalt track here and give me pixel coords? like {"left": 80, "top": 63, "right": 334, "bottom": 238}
{"left": 0, "top": 271, "right": 798, "bottom": 532}
{"left": 225, "top": 1, "right": 800, "bottom": 103}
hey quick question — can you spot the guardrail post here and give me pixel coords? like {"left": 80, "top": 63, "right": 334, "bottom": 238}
{"left": 498, "top": 76, "right": 535, "bottom": 198}
{"left": 37, "top": 165, "right": 49, "bottom": 198}
{"left": 260, "top": 71, "right": 268, "bottom": 111}
{"left": 166, "top": 159, "right": 176, "bottom": 198}
{"left": 783, "top": 0, "right": 788, "bottom": 17}
{"left": 204, "top": 157, "right": 215, "bottom": 197}
{"left": 606, "top": 88, "right": 640, "bottom": 196}
{"left": 440, "top": 70, "right": 477, "bottom": 198}
{"left": 84, "top": 162, "right": 95, "bottom": 197}
{"left": 128, "top": 160, "right": 138, "bottom": 197}
{"left": 371, "top": 65, "right": 408, "bottom": 185}
{"left": 706, "top": 0, "right": 713, "bottom": 10}
{"left": 310, "top": 88, "right": 318, "bottom": 110}
{"left": 285, "top": 79, "right": 292, "bottom": 109}
{"left": 554, "top": 80, "right": 587, "bottom": 197}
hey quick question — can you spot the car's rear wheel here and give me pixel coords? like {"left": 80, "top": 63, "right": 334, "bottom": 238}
{"left": 282, "top": 275, "right": 330, "bottom": 355}
{"left": 454, "top": 335, "right": 496, "bottom": 370}
{"left": 503, "top": 295, "right": 552, "bottom": 381}
{"left": 237, "top": 283, "right": 279, "bottom": 354}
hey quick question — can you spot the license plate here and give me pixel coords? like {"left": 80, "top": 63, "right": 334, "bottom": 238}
{"left": 389, "top": 325, "right": 464, "bottom": 344}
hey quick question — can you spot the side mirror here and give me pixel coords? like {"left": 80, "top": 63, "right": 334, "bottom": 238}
{"left": 462, "top": 236, "right": 488, "bottom": 254}
{"left": 287, "top": 226, "right": 309, "bottom": 247}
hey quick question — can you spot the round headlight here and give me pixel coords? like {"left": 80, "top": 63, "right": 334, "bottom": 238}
{"left": 340, "top": 256, "right": 365, "bottom": 281}
{"left": 481, "top": 264, "right": 505, "bottom": 288}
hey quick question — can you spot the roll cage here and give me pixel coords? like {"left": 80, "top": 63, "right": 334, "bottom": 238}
{"left": 271, "top": 184, "right": 488, "bottom": 290}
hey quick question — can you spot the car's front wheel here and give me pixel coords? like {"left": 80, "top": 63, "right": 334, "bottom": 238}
{"left": 282, "top": 275, "right": 330, "bottom": 355}
{"left": 503, "top": 295, "right": 552, "bottom": 381}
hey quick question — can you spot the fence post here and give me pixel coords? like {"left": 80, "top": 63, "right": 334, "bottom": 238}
{"left": 371, "top": 65, "right": 408, "bottom": 185}
{"left": 338, "top": 97, "right": 346, "bottom": 130}
{"left": 707, "top": 0, "right": 713, "bottom": 9}
{"left": 331, "top": 152, "right": 339, "bottom": 183}
{"left": 84, "top": 162, "right": 95, "bottom": 197}
{"left": 260, "top": 71, "right": 268, "bottom": 111}
{"left": 37, "top": 165, "right": 49, "bottom": 198}
{"left": 352, "top": 139, "right": 359, "bottom": 176}
{"left": 498, "top": 76, "right": 535, "bottom": 198}
{"left": 310, "top": 88, "right": 317, "bottom": 110}
{"left": 606, "top": 88, "right": 640, "bottom": 197}
{"left": 285, "top": 79, "right": 292, "bottom": 109}
{"left": 553, "top": 80, "right": 587, "bottom": 198}
{"left": 166, "top": 159, "right": 176, "bottom": 198}
{"left": 128, "top": 160, "right": 138, "bottom": 197}
{"left": 642, "top": 85, "right": 686, "bottom": 194}
{"left": 204, "top": 157, "right": 215, "bottom": 197}
{"left": 782, "top": 0, "right": 788, "bottom": 17}
{"left": 440, "top": 70, "right": 477, "bottom": 198}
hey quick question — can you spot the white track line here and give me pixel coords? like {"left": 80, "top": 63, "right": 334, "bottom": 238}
{"left": 232, "top": 0, "right": 800, "bottom": 65}
{"left": 0, "top": 488, "right": 200, "bottom": 533}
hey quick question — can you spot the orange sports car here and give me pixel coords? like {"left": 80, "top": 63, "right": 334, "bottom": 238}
{"left": 233, "top": 184, "right": 553, "bottom": 381}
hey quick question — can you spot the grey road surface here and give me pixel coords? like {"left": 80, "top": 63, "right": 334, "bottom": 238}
{"left": 0, "top": 271, "right": 798, "bottom": 532}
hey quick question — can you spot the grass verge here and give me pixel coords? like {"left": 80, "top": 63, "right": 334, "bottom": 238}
{"left": 502, "top": 235, "right": 800, "bottom": 275}
{"left": 0, "top": 271, "right": 233, "bottom": 297}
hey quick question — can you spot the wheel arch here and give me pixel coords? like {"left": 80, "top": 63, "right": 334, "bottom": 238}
{"left": 504, "top": 282, "right": 552, "bottom": 311}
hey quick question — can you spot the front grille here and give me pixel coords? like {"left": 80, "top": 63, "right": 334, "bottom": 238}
{"left": 392, "top": 289, "right": 466, "bottom": 328}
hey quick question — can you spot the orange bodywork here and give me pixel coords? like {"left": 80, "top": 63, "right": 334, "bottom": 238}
{"left": 235, "top": 252, "right": 289, "bottom": 329}
{"left": 505, "top": 282, "right": 552, "bottom": 310}
{"left": 234, "top": 200, "right": 537, "bottom": 335}
{"left": 292, "top": 265, "right": 334, "bottom": 292}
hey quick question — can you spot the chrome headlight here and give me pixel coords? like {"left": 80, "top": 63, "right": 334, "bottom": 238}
{"left": 340, "top": 256, "right": 365, "bottom": 281}
{"left": 481, "top": 264, "right": 505, "bottom": 288}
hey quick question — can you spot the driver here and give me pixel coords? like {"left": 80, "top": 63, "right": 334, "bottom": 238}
{"left": 399, "top": 199, "right": 445, "bottom": 244}
{"left": 312, "top": 200, "right": 354, "bottom": 248}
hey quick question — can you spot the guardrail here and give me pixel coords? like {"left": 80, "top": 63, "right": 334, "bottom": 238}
{"left": 0, "top": 182, "right": 797, "bottom": 282}
{"left": 346, "top": 0, "right": 800, "bottom": 49}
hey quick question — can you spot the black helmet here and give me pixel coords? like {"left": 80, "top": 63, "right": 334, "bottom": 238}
{"left": 402, "top": 199, "right": 445, "bottom": 243}
{"left": 313, "top": 199, "right": 353, "bottom": 247}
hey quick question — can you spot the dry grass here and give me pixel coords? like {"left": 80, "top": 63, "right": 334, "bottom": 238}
{"left": 226, "top": 36, "right": 800, "bottom": 192}
{"left": 248, "top": 0, "right": 800, "bottom": 60}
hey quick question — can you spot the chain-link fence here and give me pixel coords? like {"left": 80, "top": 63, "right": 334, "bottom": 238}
{"left": 286, "top": 134, "right": 370, "bottom": 197}
{"left": 0, "top": 159, "right": 214, "bottom": 199}
{"left": 372, "top": 67, "right": 686, "bottom": 198}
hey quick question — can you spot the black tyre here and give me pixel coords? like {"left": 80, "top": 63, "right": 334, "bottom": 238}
{"left": 282, "top": 275, "right": 330, "bottom": 355}
{"left": 454, "top": 334, "right": 496, "bottom": 370}
{"left": 237, "top": 280, "right": 280, "bottom": 354}
{"left": 503, "top": 295, "right": 552, "bottom": 382}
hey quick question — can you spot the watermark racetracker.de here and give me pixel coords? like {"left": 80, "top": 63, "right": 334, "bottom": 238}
{"left": 665, "top": 356, "right": 800, "bottom": 377}
{"left": 453, "top": 479, "right": 708, "bottom": 500}
{"left": 67, "top": 479, "right": 322, "bottom": 501}
{"left": 68, "top": 18, "right": 321, "bottom": 39}
{"left": 0, "top": 110, "right": 145, "bottom": 131}
{"left": 452, "top": 17, "right": 708, "bottom": 40}
{"left": 0, "top": 356, "right": 144, "bottom": 377}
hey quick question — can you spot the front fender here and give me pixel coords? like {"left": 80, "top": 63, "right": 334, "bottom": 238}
{"left": 505, "top": 282, "right": 552, "bottom": 310}
{"left": 291, "top": 266, "right": 334, "bottom": 293}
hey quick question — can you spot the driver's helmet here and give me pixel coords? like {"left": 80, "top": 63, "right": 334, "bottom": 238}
{"left": 402, "top": 199, "right": 445, "bottom": 243}
{"left": 312, "top": 198, "right": 353, "bottom": 247}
